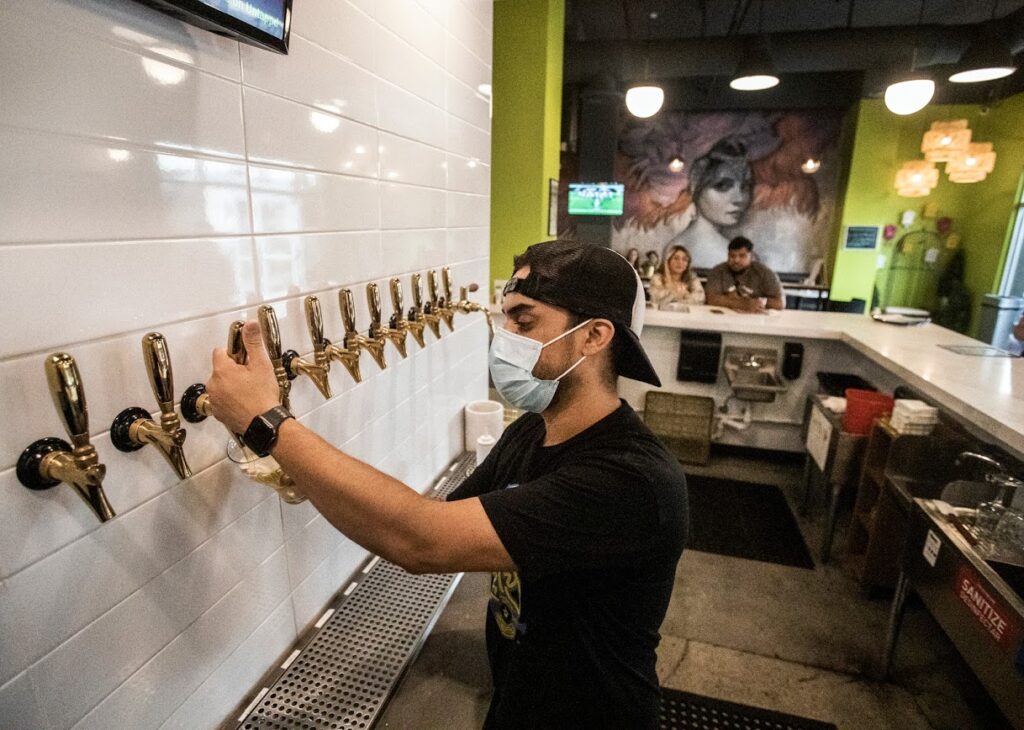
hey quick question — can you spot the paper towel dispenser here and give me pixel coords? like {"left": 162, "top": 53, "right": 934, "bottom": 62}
{"left": 677, "top": 330, "right": 721, "bottom": 383}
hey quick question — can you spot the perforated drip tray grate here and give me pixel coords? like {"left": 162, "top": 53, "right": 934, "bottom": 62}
{"left": 230, "top": 454, "right": 476, "bottom": 730}
{"left": 658, "top": 687, "right": 837, "bottom": 730}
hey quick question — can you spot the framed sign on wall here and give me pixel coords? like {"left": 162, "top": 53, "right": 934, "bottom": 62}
{"left": 843, "top": 225, "right": 880, "bottom": 251}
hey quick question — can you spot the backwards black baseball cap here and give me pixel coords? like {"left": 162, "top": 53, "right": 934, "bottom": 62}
{"left": 503, "top": 240, "right": 661, "bottom": 387}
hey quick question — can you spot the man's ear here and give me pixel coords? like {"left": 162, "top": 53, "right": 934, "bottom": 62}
{"left": 582, "top": 319, "right": 616, "bottom": 355}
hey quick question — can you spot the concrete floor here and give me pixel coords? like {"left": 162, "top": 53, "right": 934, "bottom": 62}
{"left": 377, "top": 449, "right": 1013, "bottom": 730}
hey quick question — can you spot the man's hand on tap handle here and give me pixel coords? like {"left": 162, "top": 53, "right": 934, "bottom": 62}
{"left": 207, "top": 321, "right": 281, "bottom": 435}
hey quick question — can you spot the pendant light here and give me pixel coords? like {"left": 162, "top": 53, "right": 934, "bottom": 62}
{"left": 731, "top": 0, "right": 780, "bottom": 91}
{"left": 921, "top": 119, "right": 971, "bottom": 162}
{"left": 946, "top": 142, "right": 996, "bottom": 182}
{"left": 884, "top": 0, "right": 934, "bottom": 115}
{"left": 895, "top": 160, "right": 939, "bottom": 197}
{"left": 626, "top": 11, "right": 664, "bottom": 118}
{"left": 800, "top": 158, "right": 822, "bottom": 174}
{"left": 950, "top": 3, "right": 1017, "bottom": 83}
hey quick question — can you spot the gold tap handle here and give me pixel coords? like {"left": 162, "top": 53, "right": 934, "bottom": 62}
{"left": 427, "top": 269, "right": 440, "bottom": 305}
{"left": 44, "top": 353, "right": 90, "bottom": 450}
{"left": 142, "top": 332, "right": 175, "bottom": 416}
{"left": 442, "top": 267, "right": 454, "bottom": 303}
{"left": 411, "top": 274, "right": 424, "bottom": 310}
{"left": 390, "top": 278, "right": 406, "bottom": 321}
{"left": 367, "top": 283, "right": 383, "bottom": 328}
{"left": 339, "top": 288, "right": 357, "bottom": 334}
{"left": 304, "top": 296, "right": 326, "bottom": 352}
{"left": 258, "top": 305, "right": 284, "bottom": 364}
{"left": 227, "top": 320, "right": 248, "bottom": 365}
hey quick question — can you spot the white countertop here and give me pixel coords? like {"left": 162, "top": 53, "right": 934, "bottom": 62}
{"left": 641, "top": 306, "right": 1024, "bottom": 460}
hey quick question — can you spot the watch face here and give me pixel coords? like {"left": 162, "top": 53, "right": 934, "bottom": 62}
{"left": 244, "top": 415, "right": 276, "bottom": 457}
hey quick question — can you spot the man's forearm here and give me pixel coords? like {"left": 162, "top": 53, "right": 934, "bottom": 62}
{"left": 270, "top": 419, "right": 438, "bottom": 571}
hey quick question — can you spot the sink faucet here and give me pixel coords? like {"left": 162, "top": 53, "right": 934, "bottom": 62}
{"left": 957, "top": 451, "right": 1022, "bottom": 506}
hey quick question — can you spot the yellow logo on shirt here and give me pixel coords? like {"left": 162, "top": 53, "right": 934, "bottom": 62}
{"left": 490, "top": 571, "right": 521, "bottom": 640}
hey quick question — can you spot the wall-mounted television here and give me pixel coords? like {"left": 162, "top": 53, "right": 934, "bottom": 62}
{"left": 135, "top": 0, "right": 292, "bottom": 54}
{"left": 568, "top": 182, "right": 625, "bottom": 216}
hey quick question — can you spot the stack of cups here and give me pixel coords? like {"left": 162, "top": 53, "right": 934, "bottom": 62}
{"left": 466, "top": 400, "right": 504, "bottom": 464}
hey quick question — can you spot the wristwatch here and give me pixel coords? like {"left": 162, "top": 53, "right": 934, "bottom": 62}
{"left": 242, "top": 406, "right": 294, "bottom": 457}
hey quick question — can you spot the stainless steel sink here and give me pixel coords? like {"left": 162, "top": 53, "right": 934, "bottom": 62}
{"left": 722, "top": 347, "right": 788, "bottom": 402}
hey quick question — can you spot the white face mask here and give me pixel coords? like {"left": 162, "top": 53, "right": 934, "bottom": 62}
{"left": 488, "top": 319, "right": 593, "bottom": 413}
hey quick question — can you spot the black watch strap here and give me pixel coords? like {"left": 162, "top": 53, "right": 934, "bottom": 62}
{"left": 242, "top": 405, "right": 294, "bottom": 457}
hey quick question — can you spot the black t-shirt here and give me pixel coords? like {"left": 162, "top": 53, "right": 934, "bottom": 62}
{"left": 447, "top": 400, "right": 689, "bottom": 729}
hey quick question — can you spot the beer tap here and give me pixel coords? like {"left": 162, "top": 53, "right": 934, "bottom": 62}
{"left": 368, "top": 282, "right": 408, "bottom": 359}
{"left": 324, "top": 292, "right": 363, "bottom": 384}
{"left": 411, "top": 272, "right": 442, "bottom": 340}
{"left": 181, "top": 321, "right": 247, "bottom": 424}
{"left": 338, "top": 287, "right": 387, "bottom": 371}
{"left": 110, "top": 333, "right": 191, "bottom": 480}
{"left": 396, "top": 276, "right": 426, "bottom": 348}
{"left": 17, "top": 353, "right": 113, "bottom": 522}
{"left": 450, "top": 269, "right": 495, "bottom": 338}
{"left": 259, "top": 304, "right": 294, "bottom": 410}
{"left": 281, "top": 296, "right": 333, "bottom": 399}
{"left": 428, "top": 268, "right": 455, "bottom": 333}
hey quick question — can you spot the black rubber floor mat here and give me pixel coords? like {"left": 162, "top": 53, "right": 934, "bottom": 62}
{"left": 659, "top": 687, "right": 837, "bottom": 730}
{"left": 685, "top": 475, "right": 815, "bottom": 569}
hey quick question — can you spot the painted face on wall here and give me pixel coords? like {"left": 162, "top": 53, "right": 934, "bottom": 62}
{"left": 694, "top": 159, "right": 752, "bottom": 229}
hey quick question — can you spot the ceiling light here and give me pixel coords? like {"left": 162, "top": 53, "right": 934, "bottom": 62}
{"left": 895, "top": 160, "right": 939, "bottom": 197}
{"left": 625, "top": 85, "right": 664, "bottom": 118}
{"left": 921, "top": 119, "right": 971, "bottom": 161}
{"left": 884, "top": 77, "right": 935, "bottom": 115}
{"left": 800, "top": 158, "right": 821, "bottom": 174}
{"left": 947, "top": 142, "right": 996, "bottom": 181}
{"left": 730, "top": 46, "right": 779, "bottom": 91}
{"left": 949, "top": 35, "right": 1017, "bottom": 83}
{"left": 668, "top": 157, "right": 685, "bottom": 173}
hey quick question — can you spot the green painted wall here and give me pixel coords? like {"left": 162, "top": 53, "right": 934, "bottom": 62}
{"left": 490, "top": 0, "right": 565, "bottom": 288}
{"left": 830, "top": 95, "right": 1024, "bottom": 333}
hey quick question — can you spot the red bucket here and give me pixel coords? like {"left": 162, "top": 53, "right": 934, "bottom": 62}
{"left": 843, "top": 388, "right": 894, "bottom": 435}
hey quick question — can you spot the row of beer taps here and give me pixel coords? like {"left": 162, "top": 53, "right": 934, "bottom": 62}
{"left": 16, "top": 268, "right": 492, "bottom": 524}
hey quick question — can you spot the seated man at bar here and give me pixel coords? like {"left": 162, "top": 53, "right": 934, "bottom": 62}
{"left": 206, "top": 240, "right": 689, "bottom": 730}
{"left": 704, "top": 236, "right": 785, "bottom": 312}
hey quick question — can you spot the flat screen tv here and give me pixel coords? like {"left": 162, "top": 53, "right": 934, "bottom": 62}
{"left": 567, "top": 182, "right": 625, "bottom": 216}
{"left": 135, "top": 0, "right": 292, "bottom": 54}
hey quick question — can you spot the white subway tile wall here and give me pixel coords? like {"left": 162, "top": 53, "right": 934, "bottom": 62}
{"left": 0, "top": 0, "right": 492, "bottom": 727}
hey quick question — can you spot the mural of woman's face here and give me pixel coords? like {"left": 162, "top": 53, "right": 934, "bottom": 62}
{"left": 668, "top": 250, "right": 689, "bottom": 277}
{"left": 695, "top": 162, "right": 752, "bottom": 228}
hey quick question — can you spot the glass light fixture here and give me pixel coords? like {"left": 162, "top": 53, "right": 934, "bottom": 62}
{"left": 921, "top": 119, "right": 971, "bottom": 162}
{"left": 800, "top": 158, "right": 821, "bottom": 174}
{"left": 668, "top": 157, "right": 685, "bottom": 173}
{"left": 884, "top": 77, "right": 935, "bottom": 115}
{"left": 625, "top": 85, "right": 665, "bottom": 118}
{"left": 895, "top": 160, "right": 939, "bottom": 197}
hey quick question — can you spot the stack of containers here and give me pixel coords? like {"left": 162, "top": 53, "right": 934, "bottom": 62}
{"left": 891, "top": 399, "right": 940, "bottom": 435}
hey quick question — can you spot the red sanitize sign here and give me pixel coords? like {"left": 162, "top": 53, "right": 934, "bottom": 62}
{"left": 955, "top": 566, "right": 1020, "bottom": 649}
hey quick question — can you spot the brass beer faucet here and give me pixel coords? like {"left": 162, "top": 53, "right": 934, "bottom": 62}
{"left": 428, "top": 268, "right": 455, "bottom": 333}
{"left": 396, "top": 276, "right": 426, "bottom": 348}
{"left": 368, "top": 282, "right": 408, "bottom": 359}
{"left": 281, "top": 296, "right": 333, "bottom": 399}
{"left": 411, "top": 272, "right": 442, "bottom": 340}
{"left": 110, "top": 333, "right": 191, "bottom": 480}
{"left": 450, "top": 268, "right": 495, "bottom": 338}
{"left": 258, "top": 305, "right": 294, "bottom": 410}
{"left": 17, "top": 353, "right": 113, "bottom": 522}
{"left": 181, "top": 321, "right": 247, "bottom": 423}
{"left": 338, "top": 287, "right": 387, "bottom": 371}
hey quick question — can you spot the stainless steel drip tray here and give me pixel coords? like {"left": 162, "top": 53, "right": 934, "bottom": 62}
{"left": 228, "top": 454, "right": 476, "bottom": 730}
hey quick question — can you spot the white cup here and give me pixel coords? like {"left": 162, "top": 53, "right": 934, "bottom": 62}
{"left": 476, "top": 434, "right": 496, "bottom": 465}
{"left": 465, "top": 400, "right": 504, "bottom": 451}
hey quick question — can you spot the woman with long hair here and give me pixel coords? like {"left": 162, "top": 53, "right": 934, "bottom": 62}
{"left": 625, "top": 247, "right": 641, "bottom": 270}
{"left": 649, "top": 245, "right": 705, "bottom": 307}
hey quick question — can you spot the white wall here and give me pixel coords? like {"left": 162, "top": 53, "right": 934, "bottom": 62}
{"left": 0, "top": 0, "right": 491, "bottom": 727}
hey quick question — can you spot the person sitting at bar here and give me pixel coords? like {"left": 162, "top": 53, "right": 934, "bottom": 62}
{"left": 648, "top": 245, "right": 705, "bottom": 308}
{"left": 704, "top": 236, "right": 784, "bottom": 313}
{"left": 638, "top": 250, "right": 659, "bottom": 280}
